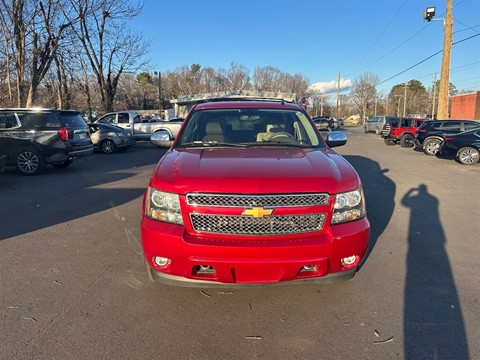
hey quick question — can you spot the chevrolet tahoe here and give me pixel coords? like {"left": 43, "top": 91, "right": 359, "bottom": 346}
{"left": 141, "top": 97, "right": 370, "bottom": 287}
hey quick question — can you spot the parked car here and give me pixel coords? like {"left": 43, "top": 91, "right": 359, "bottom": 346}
{"left": 150, "top": 118, "right": 185, "bottom": 148}
{"left": 0, "top": 109, "right": 93, "bottom": 175}
{"left": 439, "top": 128, "right": 480, "bottom": 165}
{"left": 312, "top": 116, "right": 334, "bottom": 131}
{"left": 364, "top": 116, "right": 396, "bottom": 134}
{"left": 88, "top": 123, "right": 136, "bottom": 154}
{"left": 381, "top": 117, "right": 429, "bottom": 147}
{"left": 95, "top": 111, "right": 184, "bottom": 144}
{"left": 141, "top": 94, "right": 370, "bottom": 287}
{"left": 414, "top": 119, "right": 480, "bottom": 156}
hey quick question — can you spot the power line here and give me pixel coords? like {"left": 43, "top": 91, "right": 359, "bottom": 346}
{"left": 348, "top": 1, "right": 477, "bottom": 78}
{"left": 347, "top": 0, "right": 407, "bottom": 76}
{"left": 376, "top": 33, "right": 480, "bottom": 88}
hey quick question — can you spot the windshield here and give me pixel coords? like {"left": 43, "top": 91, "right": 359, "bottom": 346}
{"left": 176, "top": 108, "right": 323, "bottom": 148}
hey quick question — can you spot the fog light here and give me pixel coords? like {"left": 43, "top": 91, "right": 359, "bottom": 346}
{"left": 341, "top": 256, "right": 357, "bottom": 266}
{"left": 193, "top": 265, "right": 215, "bottom": 274}
{"left": 300, "top": 265, "right": 317, "bottom": 272}
{"left": 153, "top": 256, "right": 171, "bottom": 267}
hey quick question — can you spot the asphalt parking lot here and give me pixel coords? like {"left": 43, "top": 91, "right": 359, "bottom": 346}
{"left": 1, "top": 127, "right": 479, "bottom": 360}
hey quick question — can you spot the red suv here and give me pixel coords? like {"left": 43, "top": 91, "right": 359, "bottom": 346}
{"left": 141, "top": 96, "right": 370, "bottom": 287}
{"left": 381, "top": 117, "right": 429, "bottom": 147}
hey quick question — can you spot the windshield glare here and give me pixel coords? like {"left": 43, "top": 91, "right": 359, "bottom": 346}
{"left": 176, "top": 108, "right": 322, "bottom": 148}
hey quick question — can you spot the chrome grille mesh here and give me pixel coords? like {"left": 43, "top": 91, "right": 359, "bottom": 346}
{"left": 186, "top": 193, "right": 329, "bottom": 207}
{"left": 190, "top": 213, "right": 326, "bottom": 235}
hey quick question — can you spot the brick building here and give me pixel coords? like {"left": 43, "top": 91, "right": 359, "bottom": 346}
{"left": 450, "top": 91, "right": 480, "bottom": 120}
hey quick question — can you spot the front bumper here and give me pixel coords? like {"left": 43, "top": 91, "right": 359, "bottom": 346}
{"left": 141, "top": 217, "right": 370, "bottom": 287}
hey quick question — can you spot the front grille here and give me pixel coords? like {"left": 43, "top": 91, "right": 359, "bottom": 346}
{"left": 190, "top": 213, "right": 326, "bottom": 235}
{"left": 186, "top": 193, "right": 329, "bottom": 207}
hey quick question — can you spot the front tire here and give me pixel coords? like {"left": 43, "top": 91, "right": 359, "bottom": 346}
{"left": 423, "top": 138, "right": 441, "bottom": 156}
{"left": 100, "top": 139, "right": 115, "bottom": 154}
{"left": 375, "top": 127, "right": 381, "bottom": 135}
{"left": 456, "top": 147, "right": 479, "bottom": 165}
{"left": 400, "top": 134, "right": 414, "bottom": 148}
{"left": 15, "top": 148, "right": 46, "bottom": 175}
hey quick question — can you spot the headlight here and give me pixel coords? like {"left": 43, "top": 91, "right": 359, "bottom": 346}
{"left": 117, "top": 132, "right": 125, "bottom": 137}
{"left": 145, "top": 188, "right": 184, "bottom": 225}
{"left": 331, "top": 188, "right": 366, "bottom": 224}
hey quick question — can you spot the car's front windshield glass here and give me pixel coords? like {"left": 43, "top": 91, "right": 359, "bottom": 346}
{"left": 176, "top": 108, "right": 323, "bottom": 148}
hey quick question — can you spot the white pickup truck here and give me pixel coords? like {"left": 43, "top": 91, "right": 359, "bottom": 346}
{"left": 94, "top": 111, "right": 183, "bottom": 144}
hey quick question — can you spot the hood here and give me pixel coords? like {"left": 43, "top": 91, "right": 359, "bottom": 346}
{"left": 150, "top": 147, "right": 360, "bottom": 195}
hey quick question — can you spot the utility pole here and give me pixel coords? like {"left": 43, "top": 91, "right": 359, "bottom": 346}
{"left": 403, "top": 83, "right": 409, "bottom": 117}
{"left": 437, "top": 0, "right": 453, "bottom": 119}
{"left": 432, "top": 73, "right": 437, "bottom": 118}
{"left": 395, "top": 95, "right": 402, "bottom": 116}
{"left": 320, "top": 94, "right": 325, "bottom": 116}
{"left": 336, "top": 71, "right": 341, "bottom": 119}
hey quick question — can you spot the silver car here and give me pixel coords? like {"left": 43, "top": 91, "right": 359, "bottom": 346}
{"left": 88, "top": 123, "right": 136, "bottom": 154}
{"left": 364, "top": 116, "right": 395, "bottom": 135}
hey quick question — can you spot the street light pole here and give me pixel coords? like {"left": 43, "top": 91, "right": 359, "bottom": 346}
{"left": 423, "top": 2, "right": 453, "bottom": 119}
{"left": 154, "top": 71, "right": 162, "bottom": 112}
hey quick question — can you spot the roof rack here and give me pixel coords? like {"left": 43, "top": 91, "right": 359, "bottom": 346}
{"left": 171, "top": 90, "right": 297, "bottom": 105}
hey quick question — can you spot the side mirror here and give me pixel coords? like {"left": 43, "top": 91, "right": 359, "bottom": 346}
{"left": 151, "top": 130, "right": 173, "bottom": 148}
{"left": 326, "top": 131, "right": 347, "bottom": 148}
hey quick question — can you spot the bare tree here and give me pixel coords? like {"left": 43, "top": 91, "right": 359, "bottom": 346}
{"left": 350, "top": 72, "right": 379, "bottom": 124}
{"left": 253, "top": 66, "right": 281, "bottom": 91}
{"left": 226, "top": 62, "right": 250, "bottom": 90}
{"left": 0, "top": 0, "right": 76, "bottom": 107}
{"left": 66, "top": 0, "right": 148, "bottom": 112}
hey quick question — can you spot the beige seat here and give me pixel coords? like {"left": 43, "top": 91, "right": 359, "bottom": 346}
{"left": 202, "top": 121, "right": 227, "bottom": 142}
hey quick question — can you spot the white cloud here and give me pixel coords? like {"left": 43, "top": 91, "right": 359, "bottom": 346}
{"left": 309, "top": 78, "right": 353, "bottom": 94}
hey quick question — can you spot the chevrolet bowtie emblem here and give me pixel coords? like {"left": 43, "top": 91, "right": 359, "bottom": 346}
{"left": 242, "top": 207, "right": 274, "bottom": 218}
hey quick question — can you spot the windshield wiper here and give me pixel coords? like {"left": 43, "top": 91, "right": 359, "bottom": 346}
{"left": 255, "top": 140, "right": 310, "bottom": 148}
{"left": 180, "top": 141, "right": 249, "bottom": 148}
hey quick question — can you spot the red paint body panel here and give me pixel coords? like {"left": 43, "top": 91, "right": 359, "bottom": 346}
{"left": 141, "top": 99, "right": 370, "bottom": 286}
{"left": 142, "top": 147, "right": 370, "bottom": 285}
{"left": 150, "top": 147, "right": 360, "bottom": 195}
{"left": 141, "top": 216, "right": 369, "bottom": 284}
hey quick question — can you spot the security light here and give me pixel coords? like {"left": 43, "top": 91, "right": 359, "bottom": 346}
{"left": 423, "top": 7, "right": 436, "bottom": 22}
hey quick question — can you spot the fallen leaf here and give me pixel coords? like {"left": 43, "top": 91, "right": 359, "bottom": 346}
{"left": 23, "top": 317, "right": 37, "bottom": 322}
{"left": 335, "top": 315, "right": 350, "bottom": 325}
{"left": 374, "top": 336, "right": 394, "bottom": 344}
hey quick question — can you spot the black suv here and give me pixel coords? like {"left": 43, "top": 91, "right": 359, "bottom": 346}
{"left": 0, "top": 109, "right": 93, "bottom": 175}
{"left": 414, "top": 120, "right": 480, "bottom": 156}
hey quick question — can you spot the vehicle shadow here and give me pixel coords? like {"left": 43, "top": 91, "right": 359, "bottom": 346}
{"left": 0, "top": 143, "right": 164, "bottom": 240}
{"left": 343, "top": 155, "right": 395, "bottom": 261}
{"left": 401, "top": 184, "right": 469, "bottom": 359}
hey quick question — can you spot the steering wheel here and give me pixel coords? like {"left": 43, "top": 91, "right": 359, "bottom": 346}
{"left": 267, "top": 132, "right": 297, "bottom": 142}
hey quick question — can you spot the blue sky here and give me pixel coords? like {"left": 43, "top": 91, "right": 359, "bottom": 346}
{"left": 131, "top": 0, "right": 480, "bottom": 96}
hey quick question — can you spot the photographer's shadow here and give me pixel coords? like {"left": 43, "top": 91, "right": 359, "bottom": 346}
{"left": 343, "top": 155, "right": 395, "bottom": 260}
{"left": 402, "top": 184, "right": 469, "bottom": 359}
